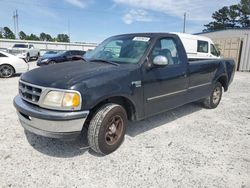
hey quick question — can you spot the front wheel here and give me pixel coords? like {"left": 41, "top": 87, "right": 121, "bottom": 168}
{"left": 26, "top": 53, "right": 30, "bottom": 62}
{"left": 48, "top": 61, "right": 56, "bottom": 65}
{"left": 87, "top": 103, "right": 127, "bottom": 155}
{"left": 203, "top": 82, "right": 222, "bottom": 109}
{"left": 0, "top": 65, "right": 14, "bottom": 78}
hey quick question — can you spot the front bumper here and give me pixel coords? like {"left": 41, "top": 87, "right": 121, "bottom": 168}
{"left": 13, "top": 95, "right": 89, "bottom": 140}
{"left": 16, "top": 53, "right": 27, "bottom": 59}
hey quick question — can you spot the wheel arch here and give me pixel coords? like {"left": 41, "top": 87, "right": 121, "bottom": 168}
{"left": 216, "top": 75, "right": 228, "bottom": 91}
{"left": 87, "top": 96, "right": 137, "bottom": 123}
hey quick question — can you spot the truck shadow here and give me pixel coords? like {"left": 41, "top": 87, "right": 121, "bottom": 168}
{"left": 126, "top": 103, "right": 203, "bottom": 137}
{"left": 25, "top": 129, "right": 90, "bottom": 158}
{"left": 25, "top": 102, "right": 203, "bottom": 158}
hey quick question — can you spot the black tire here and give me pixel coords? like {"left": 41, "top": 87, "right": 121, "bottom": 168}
{"left": 35, "top": 52, "right": 40, "bottom": 60}
{"left": 0, "top": 64, "right": 15, "bottom": 78}
{"left": 203, "top": 82, "right": 222, "bottom": 109}
{"left": 26, "top": 53, "right": 30, "bottom": 62}
{"left": 48, "top": 61, "right": 56, "bottom": 65}
{"left": 88, "top": 103, "right": 127, "bottom": 155}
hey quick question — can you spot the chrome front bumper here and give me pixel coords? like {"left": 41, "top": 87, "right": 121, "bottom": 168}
{"left": 13, "top": 95, "right": 89, "bottom": 140}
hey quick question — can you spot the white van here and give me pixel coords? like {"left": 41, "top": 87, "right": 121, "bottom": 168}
{"left": 172, "top": 32, "right": 221, "bottom": 60}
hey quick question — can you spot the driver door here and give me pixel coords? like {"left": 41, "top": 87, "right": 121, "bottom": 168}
{"left": 143, "top": 37, "right": 189, "bottom": 117}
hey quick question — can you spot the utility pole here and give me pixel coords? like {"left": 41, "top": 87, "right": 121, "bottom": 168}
{"left": 13, "top": 11, "right": 16, "bottom": 38}
{"left": 183, "top": 12, "right": 186, "bottom": 33}
{"left": 68, "top": 19, "right": 71, "bottom": 42}
{"left": 16, "top": 10, "right": 19, "bottom": 39}
{"left": 13, "top": 9, "right": 19, "bottom": 39}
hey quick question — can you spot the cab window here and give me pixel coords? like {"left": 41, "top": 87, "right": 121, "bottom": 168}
{"left": 210, "top": 44, "right": 219, "bottom": 56}
{"left": 197, "top": 40, "right": 208, "bottom": 53}
{"left": 151, "top": 38, "right": 181, "bottom": 65}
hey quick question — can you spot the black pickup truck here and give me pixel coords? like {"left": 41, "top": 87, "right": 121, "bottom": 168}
{"left": 14, "top": 33, "right": 235, "bottom": 155}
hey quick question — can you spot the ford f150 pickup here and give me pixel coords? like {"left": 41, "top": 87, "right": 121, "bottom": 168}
{"left": 13, "top": 33, "right": 235, "bottom": 155}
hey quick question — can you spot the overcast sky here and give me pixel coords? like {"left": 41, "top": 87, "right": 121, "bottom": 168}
{"left": 0, "top": 0, "right": 240, "bottom": 43}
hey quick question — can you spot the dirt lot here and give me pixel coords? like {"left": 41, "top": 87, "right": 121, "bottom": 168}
{"left": 0, "top": 62, "right": 249, "bottom": 188}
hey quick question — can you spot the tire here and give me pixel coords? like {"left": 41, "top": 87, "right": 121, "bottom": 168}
{"left": 35, "top": 52, "right": 40, "bottom": 60}
{"left": 203, "top": 82, "right": 222, "bottom": 109}
{"left": 48, "top": 61, "right": 56, "bottom": 65}
{"left": 26, "top": 53, "right": 30, "bottom": 62}
{"left": 88, "top": 103, "right": 127, "bottom": 155}
{"left": 0, "top": 64, "right": 15, "bottom": 78}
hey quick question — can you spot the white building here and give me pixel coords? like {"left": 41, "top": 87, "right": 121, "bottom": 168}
{"left": 197, "top": 29, "right": 250, "bottom": 71}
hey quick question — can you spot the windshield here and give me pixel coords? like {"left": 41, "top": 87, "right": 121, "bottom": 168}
{"left": 56, "top": 51, "right": 67, "bottom": 55}
{"left": 45, "top": 51, "right": 58, "bottom": 55}
{"left": 13, "top": 44, "right": 28, "bottom": 48}
{"left": 84, "top": 35, "right": 151, "bottom": 64}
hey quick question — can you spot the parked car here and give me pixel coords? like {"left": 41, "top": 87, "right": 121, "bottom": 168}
{"left": 172, "top": 32, "right": 221, "bottom": 60}
{"left": 0, "top": 51, "right": 29, "bottom": 78}
{"left": 8, "top": 43, "right": 40, "bottom": 62}
{"left": 36, "top": 50, "right": 86, "bottom": 66}
{"left": 14, "top": 33, "right": 235, "bottom": 155}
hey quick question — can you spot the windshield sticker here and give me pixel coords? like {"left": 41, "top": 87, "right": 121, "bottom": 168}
{"left": 132, "top": 37, "right": 150, "bottom": 42}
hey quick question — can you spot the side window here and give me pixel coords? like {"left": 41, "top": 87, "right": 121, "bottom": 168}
{"left": 71, "top": 51, "right": 78, "bottom": 55}
{"left": 210, "top": 44, "right": 219, "bottom": 56}
{"left": 151, "top": 38, "right": 180, "bottom": 65}
{"left": 0, "top": 53, "right": 7, "bottom": 57}
{"left": 197, "top": 40, "right": 208, "bottom": 53}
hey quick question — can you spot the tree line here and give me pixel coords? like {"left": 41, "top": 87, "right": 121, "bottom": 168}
{"left": 0, "top": 27, "right": 70, "bottom": 42}
{"left": 204, "top": 0, "right": 250, "bottom": 32}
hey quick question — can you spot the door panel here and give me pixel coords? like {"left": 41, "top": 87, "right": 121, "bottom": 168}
{"left": 142, "top": 38, "right": 188, "bottom": 117}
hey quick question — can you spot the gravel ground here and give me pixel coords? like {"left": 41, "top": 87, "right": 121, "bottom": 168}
{"left": 0, "top": 61, "right": 249, "bottom": 188}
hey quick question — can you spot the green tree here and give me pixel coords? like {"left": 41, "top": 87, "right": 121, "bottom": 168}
{"left": 3, "top": 27, "right": 15, "bottom": 39}
{"left": 40, "top": 32, "right": 53, "bottom": 41}
{"left": 40, "top": 32, "right": 47, "bottom": 41}
{"left": 27, "top": 34, "right": 40, "bottom": 41}
{"left": 238, "top": 0, "right": 250, "bottom": 27}
{"left": 0, "top": 33, "right": 2, "bottom": 38}
{"left": 228, "top": 5, "right": 241, "bottom": 27}
{"left": 204, "top": 1, "right": 249, "bottom": 31}
{"left": 19, "top": 31, "right": 27, "bottom": 40}
{"left": 45, "top": 34, "right": 53, "bottom": 41}
{"left": 56, "top": 34, "right": 70, "bottom": 42}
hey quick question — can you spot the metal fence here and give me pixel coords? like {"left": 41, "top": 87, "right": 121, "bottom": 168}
{"left": 0, "top": 39, "right": 97, "bottom": 52}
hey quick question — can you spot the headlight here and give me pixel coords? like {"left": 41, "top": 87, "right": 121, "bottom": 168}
{"left": 41, "top": 58, "right": 48, "bottom": 63}
{"left": 42, "top": 90, "right": 81, "bottom": 110}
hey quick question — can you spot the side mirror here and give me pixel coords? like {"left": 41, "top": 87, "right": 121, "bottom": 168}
{"left": 153, "top": 55, "right": 169, "bottom": 66}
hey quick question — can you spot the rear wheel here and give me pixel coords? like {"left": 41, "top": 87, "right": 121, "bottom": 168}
{"left": 0, "top": 65, "right": 14, "bottom": 78}
{"left": 35, "top": 52, "right": 40, "bottom": 60}
{"left": 203, "top": 82, "right": 222, "bottom": 109}
{"left": 48, "top": 61, "right": 56, "bottom": 65}
{"left": 87, "top": 103, "right": 127, "bottom": 155}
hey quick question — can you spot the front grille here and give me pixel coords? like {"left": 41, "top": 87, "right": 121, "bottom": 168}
{"left": 19, "top": 81, "right": 42, "bottom": 104}
{"left": 9, "top": 50, "right": 21, "bottom": 54}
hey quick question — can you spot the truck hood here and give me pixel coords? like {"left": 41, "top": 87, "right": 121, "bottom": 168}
{"left": 20, "top": 60, "right": 134, "bottom": 89}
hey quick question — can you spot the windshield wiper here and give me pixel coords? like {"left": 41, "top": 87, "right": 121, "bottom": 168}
{"left": 89, "top": 59, "right": 119, "bottom": 66}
